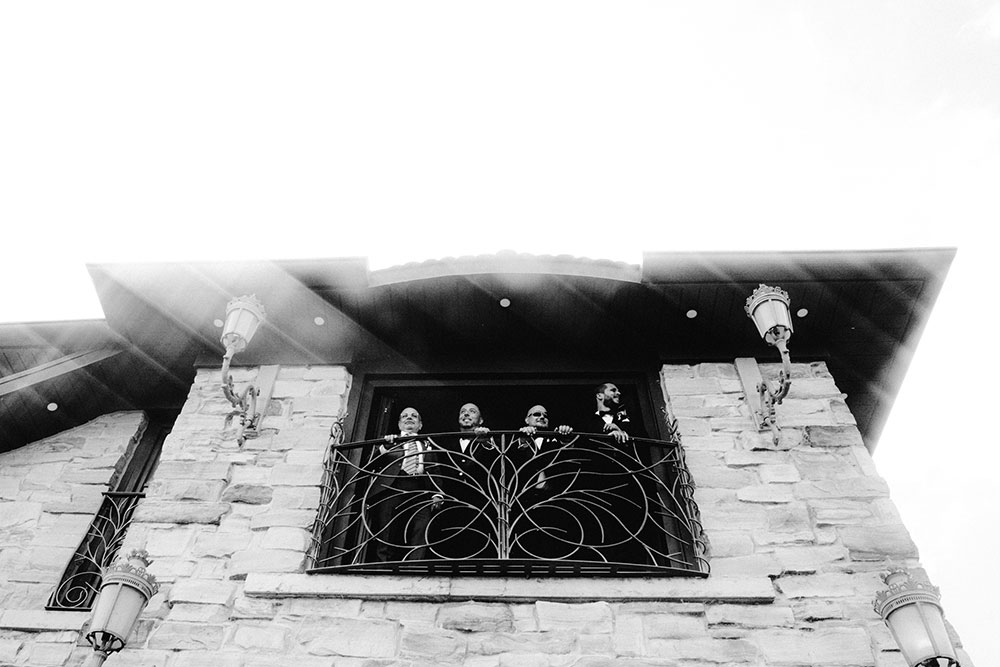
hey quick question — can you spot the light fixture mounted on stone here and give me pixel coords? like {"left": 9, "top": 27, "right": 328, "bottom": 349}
{"left": 220, "top": 294, "right": 267, "bottom": 445}
{"left": 743, "top": 284, "right": 793, "bottom": 444}
{"left": 873, "top": 568, "right": 960, "bottom": 667}
{"left": 84, "top": 550, "right": 159, "bottom": 666}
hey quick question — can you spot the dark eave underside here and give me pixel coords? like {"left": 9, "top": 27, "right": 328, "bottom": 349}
{"left": 0, "top": 249, "right": 953, "bottom": 453}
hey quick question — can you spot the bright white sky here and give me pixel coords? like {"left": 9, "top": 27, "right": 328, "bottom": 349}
{"left": 2, "top": 2, "right": 997, "bottom": 662}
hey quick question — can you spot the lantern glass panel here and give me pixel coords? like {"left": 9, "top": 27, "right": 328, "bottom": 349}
{"left": 749, "top": 302, "right": 777, "bottom": 338}
{"left": 88, "top": 583, "right": 123, "bottom": 638}
{"left": 753, "top": 300, "right": 792, "bottom": 338}
{"left": 920, "top": 603, "right": 957, "bottom": 659}
{"left": 888, "top": 604, "right": 931, "bottom": 665}
{"left": 103, "top": 584, "right": 147, "bottom": 641}
{"left": 222, "top": 308, "right": 261, "bottom": 352}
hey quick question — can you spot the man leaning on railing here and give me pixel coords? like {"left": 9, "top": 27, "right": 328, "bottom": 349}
{"left": 367, "top": 407, "right": 436, "bottom": 562}
{"left": 592, "top": 382, "right": 632, "bottom": 442}
{"left": 513, "top": 404, "right": 573, "bottom": 494}
{"left": 427, "top": 403, "right": 497, "bottom": 558}
{"left": 510, "top": 404, "right": 576, "bottom": 559}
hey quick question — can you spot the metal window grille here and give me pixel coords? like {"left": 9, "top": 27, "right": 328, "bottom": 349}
{"left": 46, "top": 417, "right": 171, "bottom": 611}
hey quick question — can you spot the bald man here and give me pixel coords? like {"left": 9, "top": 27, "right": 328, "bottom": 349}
{"left": 366, "top": 407, "right": 435, "bottom": 562}
{"left": 510, "top": 404, "right": 579, "bottom": 560}
{"left": 430, "top": 402, "right": 497, "bottom": 558}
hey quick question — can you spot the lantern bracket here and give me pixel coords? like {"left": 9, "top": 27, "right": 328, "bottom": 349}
{"left": 218, "top": 295, "right": 268, "bottom": 445}
{"left": 743, "top": 284, "right": 794, "bottom": 444}
{"left": 223, "top": 360, "right": 279, "bottom": 444}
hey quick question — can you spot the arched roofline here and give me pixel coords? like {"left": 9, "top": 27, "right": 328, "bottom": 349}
{"left": 369, "top": 252, "right": 641, "bottom": 287}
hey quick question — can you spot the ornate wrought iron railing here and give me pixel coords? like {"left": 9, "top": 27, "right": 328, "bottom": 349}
{"left": 308, "top": 426, "right": 708, "bottom": 577}
{"left": 46, "top": 491, "right": 145, "bottom": 610}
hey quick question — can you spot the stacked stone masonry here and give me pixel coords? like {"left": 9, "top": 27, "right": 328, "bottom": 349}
{"left": 0, "top": 363, "right": 973, "bottom": 666}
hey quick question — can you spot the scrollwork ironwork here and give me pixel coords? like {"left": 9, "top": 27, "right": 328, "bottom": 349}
{"left": 46, "top": 492, "right": 144, "bottom": 610}
{"left": 309, "top": 430, "right": 709, "bottom": 577}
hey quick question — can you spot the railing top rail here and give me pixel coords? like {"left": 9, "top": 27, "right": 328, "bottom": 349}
{"left": 329, "top": 430, "right": 678, "bottom": 451}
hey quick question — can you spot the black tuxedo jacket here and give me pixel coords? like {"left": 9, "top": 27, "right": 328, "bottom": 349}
{"left": 590, "top": 407, "right": 647, "bottom": 439}
{"left": 428, "top": 433, "right": 497, "bottom": 503}
{"left": 367, "top": 436, "right": 433, "bottom": 500}
{"left": 509, "top": 432, "right": 581, "bottom": 498}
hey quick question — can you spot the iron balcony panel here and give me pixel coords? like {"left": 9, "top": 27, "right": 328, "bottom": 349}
{"left": 309, "top": 430, "right": 709, "bottom": 577}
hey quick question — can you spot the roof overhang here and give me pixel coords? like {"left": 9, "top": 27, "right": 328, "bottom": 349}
{"left": 0, "top": 249, "right": 953, "bottom": 452}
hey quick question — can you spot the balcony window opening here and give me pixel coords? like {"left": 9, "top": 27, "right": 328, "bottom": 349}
{"left": 309, "top": 377, "right": 708, "bottom": 578}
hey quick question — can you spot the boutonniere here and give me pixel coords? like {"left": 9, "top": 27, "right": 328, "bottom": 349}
{"left": 617, "top": 409, "right": 630, "bottom": 422}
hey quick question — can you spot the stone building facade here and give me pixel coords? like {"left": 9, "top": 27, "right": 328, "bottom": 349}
{"left": 0, "top": 359, "right": 973, "bottom": 666}
{"left": 0, "top": 251, "right": 971, "bottom": 665}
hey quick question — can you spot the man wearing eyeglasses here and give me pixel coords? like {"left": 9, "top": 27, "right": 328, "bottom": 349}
{"left": 517, "top": 405, "right": 574, "bottom": 469}
{"left": 366, "top": 407, "right": 435, "bottom": 562}
{"left": 511, "top": 405, "right": 577, "bottom": 559}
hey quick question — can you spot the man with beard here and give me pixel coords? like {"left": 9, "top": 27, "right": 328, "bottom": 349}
{"left": 587, "top": 382, "right": 661, "bottom": 568}
{"left": 593, "top": 382, "right": 634, "bottom": 442}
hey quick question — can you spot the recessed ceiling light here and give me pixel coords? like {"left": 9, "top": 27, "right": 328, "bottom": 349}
{"left": 46, "top": 402, "right": 58, "bottom": 411}
{"left": 314, "top": 316, "right": 326, "bottom": 326}
{"left": 796, "top": 308, "right": 809, "bottom": 318}
{"left": 213, "top": 319, "right": 224, "bottom": 328}
{"left": 499, "top": 298, "right": 511, "bottom": 308}
{"left": 686, "top": 309, "right": 698, "bottom": 319}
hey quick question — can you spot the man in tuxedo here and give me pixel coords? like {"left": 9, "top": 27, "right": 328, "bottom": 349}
{"left": 429, "top": 403, "right": 496, "bottom": 558}
{"left": 593, "top": 382, "right": 633, "bottom": 442}
{"left": 432, "top": 403, "right": 495, "bottom": 494}
{"left": 511, "top": 405, "right": 578, "bottom": 559}
{"left": 514, "top": 404, "right": 574, "bottom": 493}
{"left": 366, "top": 407, "right": 436, "bottom": 562}
{"left": 587, "top": 382, "right": 663, "bottom": 567}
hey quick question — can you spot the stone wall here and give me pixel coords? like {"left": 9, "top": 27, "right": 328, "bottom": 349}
{"left": 0, "top": 411, "right": 148, "bottom": 666}
{"left": 0, "top": 362, "right": 973, "bottom": 666}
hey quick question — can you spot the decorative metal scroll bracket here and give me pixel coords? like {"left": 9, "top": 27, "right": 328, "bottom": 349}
{"left": 329, "top": 414, "right": 347, "bottom": 447}
{"left": 223, "top": 361, "right": 280, "bottom": 445}
{"left": 735, "top": 355, "right": 791, "bottom": 445}
{"left": 660, "top": 406, "right": 681, "bottom": 444}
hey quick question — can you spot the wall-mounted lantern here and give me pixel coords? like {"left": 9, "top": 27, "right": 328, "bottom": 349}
{"left": 742, "top": 283, "right": 794, "bottom": 443}
{"left": 84, "top": 550, "right": 159, "bottom": 666}
{"left": 220, "top": 294, "right": 267, "bottom": 444}
{"left": 873, "top": 568, "right": 960, "bottom": 667}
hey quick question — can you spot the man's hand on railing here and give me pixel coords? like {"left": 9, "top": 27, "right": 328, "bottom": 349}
{"left": 520, "top": 425, "right": 573, "bottom": 437}
{"left": 473, "top": 426, "right": 490, "bottom": 436}
{"left": 603, "top": 422, "right": 629, "bottom": 443}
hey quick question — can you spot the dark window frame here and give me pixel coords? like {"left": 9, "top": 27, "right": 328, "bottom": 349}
{"left": 310, "top": 369, "right": 708, "bottom": 577}
{"left": 342, "top": 369, "right": 668, "bottom": 444}
{"left": 46, "top": 413, "right": 175, "bottom": 611}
